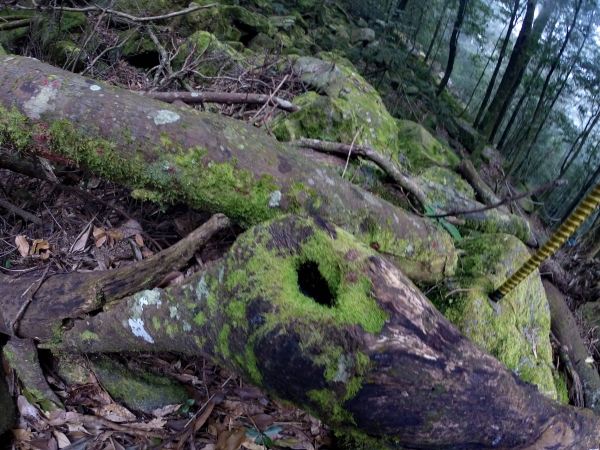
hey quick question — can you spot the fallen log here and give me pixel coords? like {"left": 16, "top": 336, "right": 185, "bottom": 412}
{"left": 0, "top": 55, "right": 455, "bottom": 283}
{"left": 20, "top": 215, "right": 597, "bottom": 449}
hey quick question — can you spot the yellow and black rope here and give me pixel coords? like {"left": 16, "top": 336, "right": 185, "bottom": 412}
{"left": 490, "top": 183, "right": 600, "bottom": 301}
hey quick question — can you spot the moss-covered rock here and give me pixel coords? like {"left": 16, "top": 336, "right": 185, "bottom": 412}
{"left": 397, "top": 119, "right": 460, "bottom": 172}
{"left": 419, "top": 166, "right": 475, "bottom": 200}
{"left": 273, "top": 56, "right": 409, "bottom": 163}
{"left": 90, "top": 355, "right": 188, "bottom": 414}
{"left": 439, "top": 234, "right": 556, "bottom": 399}
{"left": 173, "top": 31, "right": 248, "bottom": 79}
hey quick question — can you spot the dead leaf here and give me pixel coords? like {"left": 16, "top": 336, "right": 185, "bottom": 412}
{"left": 216, "top": 427, "right": 247, "bottom": 450}
{"left": 106, "top": 230, "right": 124, "bottom": 242}
{"left": 95, "top": 235, "right": 107, "bottom": 248}
{"left": 152, "top": 404, "right": 182, "bottom": 418}
{"left": 15, "top": 235, "right": 29, "bottom": 257}
{"left": 31, "top": 239, "right": 50, "bottom": 255}
{"left": 134, "top": 233, "right": 144, "bottom": 247}
{"left": 12, "top": 428, "right": 33, "bottom": 442}
{"left": 91, "top": 404, "right": 136, "bottom": 423}
{"left": 53, "top": 431, "right": 70, "bottom": 448}
{"left": 93, "top": 226, "right": 106, "bottom": 240}
{"left": 250, "top": 414, "right": 275, "bottom": 431}
{"left": 142, "top": 250, "right": 154, "bottom": 258}
{"left": 273, "top": 437, "right": 302, "bottom": 448}
{"left": 193, "top": 402, "right": 215, "bottom": 433}
{"left": 70, "top": 222, "right": 92, "bottom": 253}
{"left": 118, "top": 219, "right": 143, "bottom": 239}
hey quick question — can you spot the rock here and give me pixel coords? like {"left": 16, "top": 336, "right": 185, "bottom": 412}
{"left": 438, "top": 234, "right": 557, "bottom": 399}
{"left": 350, "top": 27, "right": 376, "bottom": 44}
{"left": 173, "top": 31, "right": 248, "bottom": 80}
{"left": 273, "top": 56, "right": 407, "bottom": 161}
{"left": 454, "top": 118, "right": 485, "bottom": 157}
{"left": 397, "top": 120, "right": 460, "bottom": 172}
{"left": 419, "top": 167, "right": 475, "bottom": 200}
{"left": 247, "top": 32, "right": 277, "bottom": 51}
{"left": 90, "top": 355, "right": 188, "bottom": 414}
{"left": 357, "top": 17, "right": 368, "bottom": 28}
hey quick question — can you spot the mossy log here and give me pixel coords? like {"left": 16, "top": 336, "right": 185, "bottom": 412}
{"left": 457, "top": 159, "right": 508, "bottom": 212}
{"left": 4, "top": 215, "right": 600, "bottom": 449}
{"left": 0, "top": 55, "right": 455, "bottom": 282}
{"left": 543, "top": 281, "right": 600, "bottom": 414}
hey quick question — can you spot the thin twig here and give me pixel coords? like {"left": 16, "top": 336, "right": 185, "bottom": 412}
{"left": 250, "top": 74, "right": 289, "bottom": 123}
{"left": 342, "top": 128, "right": 361, "bottom": 179}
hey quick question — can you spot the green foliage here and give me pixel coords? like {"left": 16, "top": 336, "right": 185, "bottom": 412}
{"left": 424, "top": 203, "right": 462, "bottom": 242}
{"left": 245, "top": 425, "right": 283, "bottom": 447}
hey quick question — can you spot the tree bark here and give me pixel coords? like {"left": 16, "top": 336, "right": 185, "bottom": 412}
{"left": 0, "top": 55, "right": 456, "bottom": 283}
{"left": 436, "top": 0, "right": 469, "bottom": 96}
{"left": 476, "top": 0, "right": 537, "bottom": 140}
{"left": 5, "top": 214, "right": 600, "bottom": 449}
{"left": 473, "top": 0, "right": 520, "bottom": 129}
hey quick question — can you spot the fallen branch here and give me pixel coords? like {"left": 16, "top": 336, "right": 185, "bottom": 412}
{"left": 11, "top": 3, "right": 218, "bottom": 23}
{"left": 0, "top": 213, "right": 230, "bottom": 339}
{"left": 291, "top": 137, "right": 429, "bottom": 207}
{"left": 140, "top": 91, "right": 300, "bottom": 112}
{"left": 0, "top": 17, "right": 30, "bottom": 31}
{"left": 425, "top": 179, "right": 568, "bottom": 219}
{"left": 0, "top": 197, "right": 42, "bottom": 225}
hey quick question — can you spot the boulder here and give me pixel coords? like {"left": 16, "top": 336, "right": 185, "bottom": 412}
{"left": 438, "top": 234, "right": 557, "bottom": 399}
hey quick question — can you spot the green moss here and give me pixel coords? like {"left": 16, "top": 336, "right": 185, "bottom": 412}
{"left": 218, "top": 324, "right": 232, "bottom": 359}
{"left": 216, "top": 216, "right": 387, "bottom": 424}
{"left": 81, "top": 330, "right": 100, "bottom": 342}
{"left": 152, "top": 316, "right": 161, "bottom": 331}
{"left": 193, "top": 311, "right": 207, "bottom": 326}
{"left": 553, "top": 370, "right": 569, "bottom": 404}
{"left": 308, "top": 389, "right": 354, "bottom": 423}
{"left": 440, "top": 234, "right": 557, "bottom": 398}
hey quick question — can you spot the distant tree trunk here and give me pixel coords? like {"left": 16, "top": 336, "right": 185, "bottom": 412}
{"left": 436, "top": 0, "right": 469, "bottom": 96}
{"left": 425, "top": 0, "right": 452, "bottom": 62}
{"left": 504, "top": 0, "right": 583, "bottom": 180}
{"left": 476, "top": 0, "right": 536, "bottom": 139}
{"left": 497, "top": 16, "right": 559, "bottom": 152}
{"left": 558, "top": 107, "right": 600, "bottom": 179}
{"left": 473, "top": 0, "right": 521, "bottom": 129}
{"left": 560, "top": 165, "right": 600, "bottom": 223}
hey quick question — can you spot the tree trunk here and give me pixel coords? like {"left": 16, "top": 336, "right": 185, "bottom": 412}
{"left": 504, "top": 0, "right": 583, "bottom": 180}
{"left": 436, "top": 0, "right": 469, "bottom": 96}
{"left": 398, "top": 0, "right": 410, "bottom": 11}
{"left": 473, "top": 0, "right": 521, "bottom": 129}
{"left": 425, "top": 0, "right": 452, "bottom": 62}
{"left": 4, "top": 214, "right": 600, "bottom": 449}
{"left": 476, "top": 0, "right": 537, "bottom": 140}
{"left": 0, "top": 55, "right": 456, "bottom": 283}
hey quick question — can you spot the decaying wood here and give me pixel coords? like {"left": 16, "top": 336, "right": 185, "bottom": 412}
{"left": 0, "top": 214, "right": 229, "bottom": 339}
{"left": 0, "top": 55, "right": 455, "bottom": 282}
{"left": 24, "top": 215, "right": 599, "bottom": 449}
{"left": 543, "top": 280, "right": 600, "bottom": 415}
{"left": 139, "top": 90, "right": 300, "bottom": 112}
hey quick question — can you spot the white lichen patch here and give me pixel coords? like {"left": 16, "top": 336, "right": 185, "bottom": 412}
{"left": 131, "top": 289, "right": 162, "bottom": 318}
{"left": 89, "top": 85, "right": 101, "bottom": 91}
{"left": 307, "top": 178, "right": 315, "bottom": 186}
{"left": 4, "top": 57, "right": 15, "bottom": 61}
{"left": 23, "top": 85, "right": 58, "bottom": 119}
{"left": 195, "top": 275, "right": 209, "bottom": 300}
{"left": 147, "top": 109, "right": 181, "bottom": 125}
{"left": 128, "top": 318, "right": 154, "bottom": 344}
{"left": 182, "top": 321, "right": 192, "bottom": 332}
{"left": 362, "top": 191, "right": 381, "bottom": 207}
{"left": 169, "top": 305, "right": 180, "bottom": 320}
{"left": 332, "top": 354, "right": 353, "bottom": 383}
{"left": 269, "top": 190, "right": 282, "bottom": 207}
{"left": 325, "top": 176, "right": 335, "bottom": 186}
